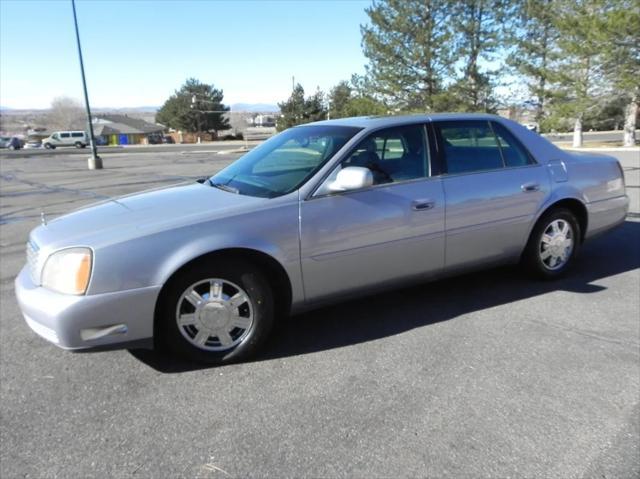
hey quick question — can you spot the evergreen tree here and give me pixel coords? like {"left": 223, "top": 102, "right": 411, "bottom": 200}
{"left": 277, "top": 85, "right": 328, "bottom": 130}
{"left": 156, "top": 78, "right": 229, "bottom": 133}
{"left": 328, "top": 81, "right": 353, "bottom": 119}
{"left": 328, "top": 78, "right": 388, "bottom": 118}
{"left": 447, "top": 0, "right": 511, "bottom": 112}
{"left": 508, "top": 0, "right": 559, "bottom": 123}
{"left": 277, "top": 84, "right": 306, "bottom": 131}
{"left": 361, "top": 0, "right": 454, "bottom": 111}
{"left": 305, "top": 88, "right": 328, "bottom": 123}
{"left": 549, "top": 0, "right": 610, "bottom": 146}
{"left": 598, "top": 0, "right": 639, "bottom": 146}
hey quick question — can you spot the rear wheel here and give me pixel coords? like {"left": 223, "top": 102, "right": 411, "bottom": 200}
{"left": 158, "top": 258, "right": 274, "bottom": 364}
{"left": 74, "top": 141, "right": 85, "bottom": 149}
{"left": 522, "top": 208, "right": 580, "bottom": 279}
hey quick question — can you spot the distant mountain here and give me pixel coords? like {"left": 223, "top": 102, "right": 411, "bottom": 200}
{"left": 93, "top": 106, "right": 159, "bottom": 113}
{"left": 231, "top": 103, "right": 280, "bottom": 113}
{"left": 0, "top": 106, "right": 14, "bottom": 111}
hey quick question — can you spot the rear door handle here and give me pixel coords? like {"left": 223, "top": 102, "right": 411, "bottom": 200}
{"left": 521, "top": 182, "right": 540, "bottom": 192}
{"left": 412, "top": 199, "right": 435, "bottom": 211}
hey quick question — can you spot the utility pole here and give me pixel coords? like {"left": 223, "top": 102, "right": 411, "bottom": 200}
{"left": 71, "top": 0, "right": 102, "bottom": 170}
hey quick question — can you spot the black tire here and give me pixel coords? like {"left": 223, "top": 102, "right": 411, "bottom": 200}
{"left": 44, "top": 143, "right": 55, "bottom": 149}
{"left": 522, "top": 208, "right": 581, "bottom": 279}
{"left": 74, "top": 142, "right": 84, "bottom": 149}
{"left": 157, "top": 258, "right": 275, "bottom": 364}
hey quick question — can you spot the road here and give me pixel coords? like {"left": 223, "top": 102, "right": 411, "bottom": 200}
{"left": 0, "top": 148, "right": 638, "bottom": 478}
{"left": 0, "top": 140, "right": 256, "bottom": 158}
{"left": 0, "top": 129, "right": 636, "bottom": 159}
{"left": 543, "top": 129, "right": 640, "bottom": 144}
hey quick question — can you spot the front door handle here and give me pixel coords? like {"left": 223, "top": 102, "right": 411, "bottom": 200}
{"left": 521, "top": 182, "right": 540, "bottom": 192}
{"left": 412, "top": 199, "right": 435, "bottom": 211}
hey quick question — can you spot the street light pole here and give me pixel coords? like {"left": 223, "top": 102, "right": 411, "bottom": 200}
{"left": 71, "top": 0, "right": 102, "bottom": 170}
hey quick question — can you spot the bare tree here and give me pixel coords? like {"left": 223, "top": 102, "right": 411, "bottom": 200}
{"left": 46, "top": 96, "right": 85, "bottom": 131}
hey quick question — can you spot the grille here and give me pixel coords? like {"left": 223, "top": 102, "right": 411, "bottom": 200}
{"left": 26, "top": 240, "right": 40, "bottom": 284}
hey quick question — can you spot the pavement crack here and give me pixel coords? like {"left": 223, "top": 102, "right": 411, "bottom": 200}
{"left": 0, "top": 172, "right": 111, "bottom": 201}
{"left": 525, "top": 318, "right": 639, "bottom": 348}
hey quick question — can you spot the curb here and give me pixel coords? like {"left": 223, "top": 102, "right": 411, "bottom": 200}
{"left": 562, "top": 147, "right": 640, "bottom": 152}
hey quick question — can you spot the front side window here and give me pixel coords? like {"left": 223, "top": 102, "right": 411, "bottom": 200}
{"left": 60, "top": 133, "right": 70, "bottom": 138}
{"left": 437, "top": 121, "right": 503, "bottom": 174}
{"left": 341, "top": 124, "right": 429, "bottom": 185}
{"left": 209, "top": 125, "right": 361, "bottom": 198}
{"left": 52, "top": 134, "right": 60, "bottom": 140}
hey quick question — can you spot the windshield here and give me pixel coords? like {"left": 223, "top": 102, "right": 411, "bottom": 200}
{"left": 209, "top": 125, "right": 362, "bottom": 198}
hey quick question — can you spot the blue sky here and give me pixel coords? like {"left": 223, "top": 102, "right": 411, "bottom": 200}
{"left": 0, "top": 0, "right": 371, "bottom": 109}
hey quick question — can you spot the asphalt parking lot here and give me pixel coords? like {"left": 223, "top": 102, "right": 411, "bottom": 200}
{"left": 1, "top": 148, "right": 639, "bottom": 478}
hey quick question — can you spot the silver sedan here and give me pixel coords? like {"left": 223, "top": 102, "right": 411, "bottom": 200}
{"left": 15, "top": 114, "right": 629, "bottom": 364}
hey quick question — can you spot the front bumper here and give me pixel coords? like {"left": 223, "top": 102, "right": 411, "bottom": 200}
{"left": 14, "top": 266, "right": 161, "bottom": 350}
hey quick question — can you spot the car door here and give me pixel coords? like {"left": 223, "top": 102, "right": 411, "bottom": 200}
{"left": 433, "top": 120, "right": 549, "bottom": 271}
{"left": 300, "top": 123, "right": 445, "bottom": 302}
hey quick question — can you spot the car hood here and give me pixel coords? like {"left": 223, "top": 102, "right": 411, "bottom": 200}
{"left": 32, "top": 181, "right": 267, "bottom": 248}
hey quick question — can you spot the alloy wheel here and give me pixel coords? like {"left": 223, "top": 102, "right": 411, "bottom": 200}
{"left": 175, "top": 278, "right": 254, "bottom": 351}
{"left": 539, "top": 219, "right": 574, "bottom": 270}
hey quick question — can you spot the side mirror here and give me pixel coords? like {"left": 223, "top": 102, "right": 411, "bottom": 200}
{"left": 327, "top": 166, "right": 373, "bottom": 192}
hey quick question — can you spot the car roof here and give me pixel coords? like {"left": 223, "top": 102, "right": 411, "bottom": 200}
{"left": 305, "top": 112, "right": 501, "bottom": 129}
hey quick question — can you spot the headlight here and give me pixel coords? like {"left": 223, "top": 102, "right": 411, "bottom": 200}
{"left": 41, "top": 248, "right": 92, "bottom": 295}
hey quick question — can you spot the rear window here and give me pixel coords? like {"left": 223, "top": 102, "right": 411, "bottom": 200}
{"left": 71, "top": 132, "right": 84, "bottom": 138}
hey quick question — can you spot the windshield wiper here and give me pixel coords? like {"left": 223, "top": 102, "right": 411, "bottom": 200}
{"left": 209, "top": 180, "right": 240, "bottom": 194}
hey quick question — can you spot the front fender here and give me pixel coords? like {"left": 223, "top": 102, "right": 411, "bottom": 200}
{"left": 88, "top": 203, "right": 304, "bottom": 306}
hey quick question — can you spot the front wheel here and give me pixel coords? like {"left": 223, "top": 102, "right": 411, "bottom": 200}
{"left": 44, "top": 143, "right": 54, "bottom": 149}
{"left": 158, "top": 258, "right": 275, "bottom": 364}
{"left": 522, "top": 208, "right": 581, "bottom": 279}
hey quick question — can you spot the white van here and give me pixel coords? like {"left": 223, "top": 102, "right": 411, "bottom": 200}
{"left": 43, "top": 131, "right": 88, "bottom": 149}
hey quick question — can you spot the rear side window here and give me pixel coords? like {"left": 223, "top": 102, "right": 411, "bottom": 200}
{"left": 490, "top": 122, "right": 535, "bottom": 167}
{"left": 71, "top": 132, "right": 84, "bottom": 138}
{"left": 437, "top": 121, "right": 503, "bottom": 174}
{"left": 60, "top": 133, "right": 70, "bottom": 138}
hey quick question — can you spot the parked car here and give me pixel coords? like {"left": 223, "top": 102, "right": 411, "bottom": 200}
{"left": 15, "top": 114, "right": 629, "bottom": 364}
{"left": 147, "top": 134, "right": 163, "bottom": 145}
{"left": 0, "top": 136, "right": 23, "bottom": 149}
{"left": 42, "top": 131, "right": 87, "bottom": 149}
{"left": 24, "top": 139, "right": 43, "bottom": 149}
{"left": 162, "top": 135, "right": 175, "bottom": 144}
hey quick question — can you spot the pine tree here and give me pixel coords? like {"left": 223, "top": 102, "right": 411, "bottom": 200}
{"left": 156, "top": 78, "right": 229, "bottom": 133}
{"left": 361, "top": 0, "right": 454, "bottom": 111}
{"left": 598, "top": 0, "right": 639, "bottom": 146}
{"left": 508, "top": 0, "right": 559, "bottom": 123}
{"left": 550, "top": 0, "right": 610, "bottom": 147}
{"left": 277, "top": 84, "right": 306, "bottom": 131}
{"left": 277, "top": 85, "right": 328, "bottom": 130}
{"left": 447, "top": 0, "right": 512, "bottom": 112}
{"left": 328, "top": 81, "right": 353, "bottom": 119}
